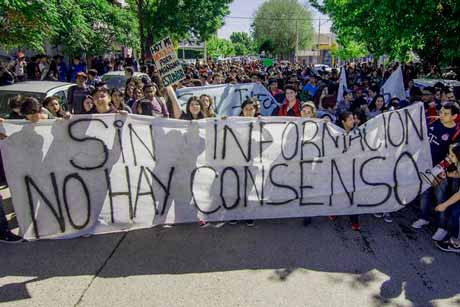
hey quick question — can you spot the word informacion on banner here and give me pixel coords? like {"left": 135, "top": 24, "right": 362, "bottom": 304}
{"left": 151, "top": 37, "right": 185, "bottom": 87}
{"left": 0, "top": 103, "right": 432, "bottom": 240}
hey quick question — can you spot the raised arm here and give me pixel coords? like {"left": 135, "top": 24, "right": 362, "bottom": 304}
{"left": 165, "top": 85, "right": 182, "bottom": 119}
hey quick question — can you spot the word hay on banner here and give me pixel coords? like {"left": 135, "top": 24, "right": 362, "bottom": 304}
{"left": 0, "top": 103, "right": 431, "bottom": 240}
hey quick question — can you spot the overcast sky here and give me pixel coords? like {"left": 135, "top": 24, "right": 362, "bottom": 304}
{"left": 217, "top": 0, "right": 331, "bottom": 39}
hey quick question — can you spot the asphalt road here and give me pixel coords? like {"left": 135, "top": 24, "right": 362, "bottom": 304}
{"left": 1, "top": 187, "right": 459, "bottom": 307}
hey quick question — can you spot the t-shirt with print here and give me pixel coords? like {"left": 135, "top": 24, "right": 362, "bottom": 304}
{"left": 427, "top": 120, "right": 458, "bottom": 165}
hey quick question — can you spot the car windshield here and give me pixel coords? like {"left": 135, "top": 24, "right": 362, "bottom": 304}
{"left": 0, "top": 92, "right": 45, "bottom": 118}
{"left": 101, "top": 75, "right": 127, "bottom": 90}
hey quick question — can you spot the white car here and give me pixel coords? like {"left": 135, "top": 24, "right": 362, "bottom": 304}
{"left": 101, "top": 71, "right": 149, "bottom": 90}
{"left": 0, "top": 81, "right": 73, "bottom": 117}
{"left": 314, "top": 64, "right": 332, "bottom": 72}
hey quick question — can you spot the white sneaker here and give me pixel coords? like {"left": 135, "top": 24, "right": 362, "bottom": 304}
{"left": 383, "top": 213, "right": 393, "bottom": 223}
{"left": 432, "top": 228, "right": 448, "bottom": 241}
{"left": 411, "top": 219, "right": 430, "bottom": 229}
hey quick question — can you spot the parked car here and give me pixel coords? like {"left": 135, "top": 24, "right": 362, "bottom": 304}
{"left": 101, "top": 71, "right": 149, "bottom": 90}
{"left": 314, "top": 64, "right": 332, "bottom": 72}
{"left": 414, "top": 79, "right": 460, "bottom": 89}
{"left": 0, "top": 81, "right": 73, "bottom": 117}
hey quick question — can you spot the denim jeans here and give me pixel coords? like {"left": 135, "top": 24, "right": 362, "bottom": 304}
{"left": 420, "top": 179, "right": 449, "bottom": 227}
{"left": 0, "top": 194, "right": 9, "bottom": 236}
{"left": 447, "top": 204, "right": 460, "bottom": 238}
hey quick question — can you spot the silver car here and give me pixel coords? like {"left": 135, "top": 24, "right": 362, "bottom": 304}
{"left": 0, "top": 81, "right": 74, "bottom": 117}
{"left": 101, "top": 71, "right": 149, "bottom": 90}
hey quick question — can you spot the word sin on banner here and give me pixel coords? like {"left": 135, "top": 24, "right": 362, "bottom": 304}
{"left": 150, "top": 37, "right": 186, "bottom": 87}
{"left": 0, "top": 103, "right": 432, "bottom": 240}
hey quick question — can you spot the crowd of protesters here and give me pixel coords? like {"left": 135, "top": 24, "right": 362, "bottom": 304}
{"left": 0, "top": 52, "right": 460, "bottom": 254}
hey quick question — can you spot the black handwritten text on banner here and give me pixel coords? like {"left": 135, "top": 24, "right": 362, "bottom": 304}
{"left": 176, "top": 83, "right": 278, "bottom": 116}
{"left": 0, "top": 103, "right": 431, "bottom": 239}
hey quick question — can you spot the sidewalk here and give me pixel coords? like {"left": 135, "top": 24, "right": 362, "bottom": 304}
{"left": 1, "top": 189, "right": 459, "bottom": 307}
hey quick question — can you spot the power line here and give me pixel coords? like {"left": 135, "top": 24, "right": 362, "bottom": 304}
{"left": 224, "top": 16, "right": 330, "bottom": 22}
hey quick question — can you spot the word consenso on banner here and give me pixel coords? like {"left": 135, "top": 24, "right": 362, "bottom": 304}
{"left": 0, "top": 103, "right": 432, "bottom": 239}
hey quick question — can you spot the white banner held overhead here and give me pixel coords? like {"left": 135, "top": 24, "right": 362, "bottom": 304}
{"left": 381, "top": 66, "right": 406, "bottom": 103}
{"left": 176, "top": 83, "right": 278, "bottom": 116}
{"left": 1, "top": 103, "right": 431, "bottom": 240}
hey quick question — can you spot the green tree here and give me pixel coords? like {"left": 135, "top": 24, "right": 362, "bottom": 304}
{"left": 229, "top": 32, "right": 256, "bottom": 55}
{"left": 0, "top": 0, "right": 139, "bottom": 56}
{"left": 258, "top": 40, "right": 275, "bottom": 55}
{"left": 252, "top": 0, "right": 314, "bottom": 58}
{"left": 310, "top": 0, "right": 460, "bottom": 67}
{"left": 331, "top": 39, "right": 368, "bottom": 61}
{"left": 131, "top": 0, "right": 232, "bottom": 59}
{"left": 206, "top": 36, "right": 235, "bottom": 59}
{"left": 52, "top": 0, "right": 139, "bottom": 56}
{"left": 0, "top": 0, "right": 59, "bottom": 51}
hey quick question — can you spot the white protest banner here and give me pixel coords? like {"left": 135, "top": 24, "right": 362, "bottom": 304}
{"left": 337, "top": 66, "right": 348, "bottom": 104}
{"left": 381, "top": 66, "right": 406, "bottom": 103}
{"left": 1, "top": 103, "right": 431, "bottom": 240}
{"left": 151, "top": 37, "right": 185, "bottom": 87}
{"left": 176, "top": 83, "right": 278, "bottom": 116}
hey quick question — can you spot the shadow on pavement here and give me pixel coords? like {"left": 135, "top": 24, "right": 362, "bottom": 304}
{"left": 0, "top": 207, "right": 459, "bottom": 306}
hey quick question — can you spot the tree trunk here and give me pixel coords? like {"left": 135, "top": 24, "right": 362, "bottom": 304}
{"left": 145, "top": 33, "right": 153, "bottom": 61}
{"left": 137, "top": 0, "right": 146, "bottom": 60}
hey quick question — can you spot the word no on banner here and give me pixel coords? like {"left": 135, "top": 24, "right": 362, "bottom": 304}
{"left": 0, "top": 103, "right": 432, "bottom": 240}
{"left": 150, "top": 37, "right": 185, "bottom": 87}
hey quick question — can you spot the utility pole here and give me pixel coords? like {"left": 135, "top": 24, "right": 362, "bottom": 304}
{"left": 295, "top": 19, "right": 299, "bottom": 63}
{"left": 317, "top": 18, "right": 321, "bottom": 64}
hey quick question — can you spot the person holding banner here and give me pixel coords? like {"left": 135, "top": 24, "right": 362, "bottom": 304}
{"left": 91, "top": 87, "right": 130, "bottom": 116}
{"left": 0, "top": 117, "right": 22, "bottom": 243}
{"left": 239, "top": 97, "right": 259, "bottom": 118}
{"left": 412, "top": 102, "right": 460, "bottom": 241}
{"left": 0, "top": 97, "right": 64, "bottom": 243}
{"left": 0, "top": 194, "right": 22, "bottom": 243}
{"left": 179, "top": 97, "right": 205, "bottom": 120}
{"left": 300, "top": 101, "right": 317, "bottom": 227}
{"left": 434, "top": 143, "right": 460, "bottom": 253}
{"left": 233, "top": 97, "right": 261, "bottom": 227}
{"left": 331, "top": 111, "right": 361, "bottom": 231}
{"left": 368, "top": 95, "right": 388, "bottom": 119}
{"left": 271, "top": 85, "right": 301, "bottom": 117}
{"left": 20, "top": 97, "right": 51, "bottom": 122}
{"left": 300, "top": 101, "right": 316, "bottom": 119}
{"left": 81, "top": 95, "right": 94, "bottom": 114}
{"left": 199, "top": 94, "right": 216, "bottom": 118}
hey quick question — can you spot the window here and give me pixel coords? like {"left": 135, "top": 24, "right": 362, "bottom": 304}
{"left": 0, "top": 92, "right": 44, "bottom": 118}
